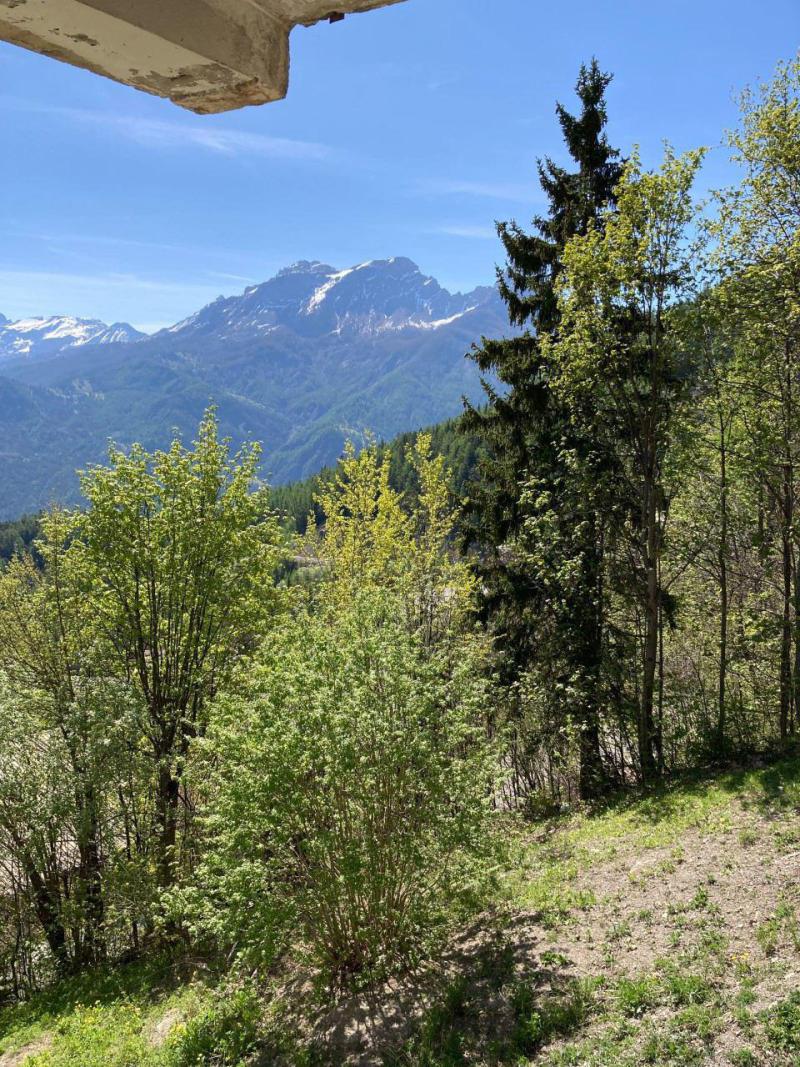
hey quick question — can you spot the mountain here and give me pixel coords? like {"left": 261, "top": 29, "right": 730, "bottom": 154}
{"left": 0, "top": 315, "right": 145, "bottom": 363}
{"left": 0, "top": 258, "right": 508, "bottom": 519}
{"left": 163, "top": 258, "right": 496, "bottom": 340}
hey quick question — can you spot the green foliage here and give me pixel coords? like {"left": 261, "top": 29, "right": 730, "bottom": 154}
{"left": 271, "top": 418, "right": 481, "bottom": 536}
{"left": 0, "top": 410, "right": 288, "bottom": 986}
{"left": 172, "top": 434, "right": 498, "bottom": 989}
{"left": 161, "top": 986, "right": 260, "bottom": 1067}
{"left": 390, "top": 971, "right": 599, "bottom": 1065}
{"left": 511, "top": 978, "right": 598, "bottom": 1054}
{"left": 71, "top": 409, "right": 285, "bottom": 890}
{"left": 763, "top": 991, "right": 800, "bottom": 1052}
{"left": 0, "top": 514, "right": 41, "bottom": 566}
{"left": 181, "top": 587, "right": 496, "bottom": 985}
{"left": 4, "top": 54, "right": 800, "bottom": 1067}
{"left": 462, "top": 59, "right": 625, "bottom": 804}
{"left": 397, "top": 977, "right": 470, "bottom": 1066}
{"left": 613, "top": 976, "right": 659, "bottom": 1016}
{"left": 550, "top": 143, "right": 705, "bottom": 781}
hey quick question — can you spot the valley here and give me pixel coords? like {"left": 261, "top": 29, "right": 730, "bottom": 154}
{"left": 0, "top": 258, "right": 506, "bottom": 519}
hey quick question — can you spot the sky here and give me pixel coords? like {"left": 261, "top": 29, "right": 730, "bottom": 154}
{"left": 0, "top": 0, "right": 797, "bottom": 332}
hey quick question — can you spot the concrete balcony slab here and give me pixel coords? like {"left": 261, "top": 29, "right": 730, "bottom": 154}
{"left": 0, "top": 0, "right": 407, "bottom": 113}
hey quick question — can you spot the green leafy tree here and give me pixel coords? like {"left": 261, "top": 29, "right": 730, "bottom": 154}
{"left": 311, "top": 434, "right": 475, "bottom": 648}
{"left": 180, "top": 434, "right": 494, "bottom": 987}
{"left": 550, "top": 145, "right": 705, "bottom": 779}
{"left": 712, "top": 55, "right": 800, "bottom": 741}
{"left": 71, "top": 410, "right": 284, "bottom": 890}
{"left": 0, "top": 511, "right": 131, "bottom": 972}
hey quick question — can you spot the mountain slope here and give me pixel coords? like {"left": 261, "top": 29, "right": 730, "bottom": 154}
{"left": 0, "top": 315, "right": 145, "bottom": 363}
{"left": 0, "top": 258, "right": 507, "bottom": 519}
{"left": 2, "top": 755, "right": 799, "bottom": 1064}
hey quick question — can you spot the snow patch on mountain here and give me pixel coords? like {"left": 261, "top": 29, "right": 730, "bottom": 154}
{"left": 0, "top": 315, "right": 145, "bottom": 362}
{"left": 406, "top": 307, "right": 481, "bottom": 330}
{"left": 305, "top": 266, "right": 358, "bottom": 313}
{"left": 161, "top": 257, "right": 502, "bottom": 342}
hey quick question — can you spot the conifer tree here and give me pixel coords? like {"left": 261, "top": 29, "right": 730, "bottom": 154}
{"left": 463, "top": 60, "right": 623, "bottom": 799}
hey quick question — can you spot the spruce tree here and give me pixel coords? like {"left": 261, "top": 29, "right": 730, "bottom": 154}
{"left": 463, "top": 60, "right": 623, "bottom": 800}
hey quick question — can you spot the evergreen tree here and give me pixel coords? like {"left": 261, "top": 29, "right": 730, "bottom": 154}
{"left": 463, "top": 60, "right": 624, "bottom": 800}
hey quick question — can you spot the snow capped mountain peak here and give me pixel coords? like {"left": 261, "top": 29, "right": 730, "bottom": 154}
{"left": 157, "top": 258, "right": 502, "bottom": 343}
{"left": 277, "top": 260, "right": 336, "bottom": 278}
{"left": 1, "top": 258, "right": 502, "bottom": 366}
{"left": 0, "top": 315, "right": 146, "bottom": 362}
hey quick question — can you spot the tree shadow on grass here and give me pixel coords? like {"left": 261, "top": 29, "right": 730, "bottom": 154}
{"left": 287, "top": 912, "right": 589, "bottom": 1067}
{"left": 576, "top": 750, "right": 800, "bottom": 830}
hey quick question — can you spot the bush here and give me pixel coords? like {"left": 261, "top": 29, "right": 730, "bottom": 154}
{"left": 180, "top": 588, "right": 497, "bottom": 987}
{"left": 162, "top": 986, "right": 261, "bottom": 1067}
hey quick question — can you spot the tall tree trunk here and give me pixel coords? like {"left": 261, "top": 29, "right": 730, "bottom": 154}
{"left": 576, "top": 520, "right": 607, "bottom": 799}
{"left": 156, "top": 760, "right": 180, "bottom": 890}
{"left": 779, "top": 341, "right": 795, "bottom": 743}
{"left": 640, "top": 480, "right": 660, "bottom": 783}
{"left": 76, "top": 789, "right": 105, "bottom": 966}
{"left": 780, "top": 471, "right": 793, "bottom": 743}
{"left": 717, "top": 414, "right": 729, "bottom": 752}
{"left": 25, "top": 864, "right": 71, "bottom": 977}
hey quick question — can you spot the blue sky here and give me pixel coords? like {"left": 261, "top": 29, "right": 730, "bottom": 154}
{"left": 0, "top": 0, "right": 797, "bottom": 332}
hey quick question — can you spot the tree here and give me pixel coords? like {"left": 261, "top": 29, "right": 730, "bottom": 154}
{"left": 312, "top": 434, "right": 475, "bottom": 648}
{"left": 313, "top": 437, "right": 410, "bottom": 604}
{"left": 182, "top": 586, "right": 495, "bottom": 988}
{"left": 71, "top": 410, "right": 284, "bottom": 890}
{"left": 550, "top": 145, "right": 705, "bottom": 779}
{"left": 0, "top": 511, "right": 127, "bottom": 972}
{"left": 463, "top": 59, "right": 624, "bottom": 799}
{"left": 179, "top": 433, "right": 494, "bottom": 987}
{"left": 712, "top": 56, "right": 800, "bottom": 741}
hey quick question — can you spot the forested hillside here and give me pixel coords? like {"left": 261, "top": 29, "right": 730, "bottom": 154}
{"left": 270, "top": 416, "right": 481, "bottom": 533}
{"left": 0, "top": 417, "right": 479, "bottom": 563}
{"left": 0, "top": 54, "right": 799, "bottom": 1067}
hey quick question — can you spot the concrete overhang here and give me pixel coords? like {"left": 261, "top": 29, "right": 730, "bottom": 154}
{"left": 0, "top": 0, "right": 407, "bottom": 113}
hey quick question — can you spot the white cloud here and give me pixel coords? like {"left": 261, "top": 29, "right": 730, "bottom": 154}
{"left": 418, "top": 178, "right": 541, "bottom": 204}
{"left": 434, "top": 224, "right": 497, "bottom": 240}
{"left": 0, "top": 268, "right": 223, "bottom": 327}
{"left": 1, "top": 99, "right": 331, "bottom": 160}
{"left": 5, "top": 229, "right": 210, "bottom": 256}
{"left": 108, "top": 115, "right": 330, "bottom": 160}
{"left": 204, "top": 270, "right": 257, "bottom": 284}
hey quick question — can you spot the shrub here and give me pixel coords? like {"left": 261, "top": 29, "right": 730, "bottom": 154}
{"left": 179, "top": 588, "right": 497, "bottom": 987}
{"left": 511, "top": 978, "right": 598, "bottom": 1055}
{"left": 613, "top": 975, "right": 659, "bottom": 1016}
{"left": 161, "top": 986, "right": 261, "bottom": 1067}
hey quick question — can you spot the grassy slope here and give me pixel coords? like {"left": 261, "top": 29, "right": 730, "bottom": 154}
{"left": 2, "top": 757, "right": 799, "bottom": 1066}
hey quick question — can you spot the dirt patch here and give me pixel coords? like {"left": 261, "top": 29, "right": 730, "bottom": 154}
{"left": 147, "top": 1005, "right": 183, "bottom": 1048}
{"left": 276, "top": 916, "right": 557, "bottom": 1065}
{"left": 279, "top": 785, "right": 800, "bottom": 1064}
{"left": 0, "top": 1034, "right": 53, "bottom": 1067}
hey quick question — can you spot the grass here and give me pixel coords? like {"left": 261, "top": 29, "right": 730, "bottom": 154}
{"left": 388, "top": 753, "right": 800, "bottom": 1065}
{"left": 763, "top": 991, "right": 800, "bottom": 1053}
{"left": 0, "top": 958, "right": 261, "bottom": 1067}
{"left": 385, "top": 973, "right": 602, "bottom": 1066}
{"left": 3, "top": 753, "right": 800, "bottom": 1066}
{"left": 509, "top": 755, "right": 800, "bottom": 909}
